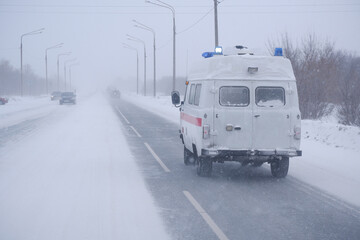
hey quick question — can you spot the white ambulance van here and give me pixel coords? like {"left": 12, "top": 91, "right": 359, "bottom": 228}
{"left": 171, "top": 46, "right": 302, "bottom": 178}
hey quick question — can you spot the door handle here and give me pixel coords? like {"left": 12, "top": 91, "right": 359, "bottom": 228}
{"left": 254, "top": 114, "right": 260, "bottom": 118}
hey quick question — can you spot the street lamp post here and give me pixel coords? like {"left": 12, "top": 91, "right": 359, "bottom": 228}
{"left": 146, "top": 0, "right": 176, "bottom": 91}
{"left": 123, "top": 43, "right": 139, "bottom": 95}
{"left": 133, "top": 20, "right": 156, "bottom": 97}
{"left": 127, "top": 34, "right": 147, "bottom": 96}
{"left": 20, "top": 28, "right": 45, "bottom": 96}
{"left": 64, "top": 58, "right": 77, "bottom": 91}
{"left": 45, "top": 43, "right": 63, "bottom": 94}
{"left": 68, "top": 63, "right": 79, "bottom": 91}
{"left": 57, "top": 52, "right": 71, "bottom": 91}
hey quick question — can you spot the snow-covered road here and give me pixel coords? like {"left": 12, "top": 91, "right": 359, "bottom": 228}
{"left": 1, "top": 92, "right": 360, "bottom": 240}
{"left": 113, "top": 96, "right": 360, "bottom": 240}
{"left": 0, "top": 93, "right": 169, "bottom": 240}
{"left": 124, "top": 93, "right": 360, "bottom": 208}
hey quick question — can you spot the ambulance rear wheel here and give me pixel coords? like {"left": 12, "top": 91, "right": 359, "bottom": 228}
{"left": 184, "top": 147, "right": 195, "bottom": 165}
{"left": 196, "top": 157, "right": 212, "bottom": 177}
{"left": 271, "top": 157, "right": 289, "bottom": 178}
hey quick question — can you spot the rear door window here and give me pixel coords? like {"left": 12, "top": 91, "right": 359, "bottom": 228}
{"left": 255, "top": 87, "right": 285, "bottom": 107}
{"left": 219, "top": 86, "right": 249, "bottom": 107}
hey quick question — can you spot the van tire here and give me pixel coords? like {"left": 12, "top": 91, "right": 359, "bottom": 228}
{"left": 184, "top": 147, "right": 195, "bottom": 165}
{"left": 271, "top": 157, "right": 289, "bottom": 178}
{"left": 196, "top": 157, "right": 212, "bottom": 177}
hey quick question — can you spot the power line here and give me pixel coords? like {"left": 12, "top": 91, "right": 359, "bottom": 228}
{"left": 177, "top": 7, "right": 214, "bottom": 35}
{"left": 0, "top": 9, "right": 358, "bottom": 15}
{"left": 0, "top": 3, "right": 359, "bottom": 8}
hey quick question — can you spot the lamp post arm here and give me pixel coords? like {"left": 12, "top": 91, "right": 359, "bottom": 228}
{"left": 134, "top": 24, "right": 155, "bottom": 36}
{"left": 133, "top": 20, "right": 156, "bottom": 35}
{"left": 46, "top": 43, "right": 63, "bottom": 53}
{"left": 126, "top": 35, "right": 146, "bottom": 46}
{"left": 156, "top": 0, "right": 175, "bottom": 13}
{"left": 22, "top": 28, "right": 45, "bottom": 37}
{"left": 146, "top": 0, "right": 174, "bottom": 15}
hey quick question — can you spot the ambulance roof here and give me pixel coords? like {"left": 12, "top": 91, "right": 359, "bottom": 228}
{"left": 188, "top": 55, "right": 296, "bottom": 81}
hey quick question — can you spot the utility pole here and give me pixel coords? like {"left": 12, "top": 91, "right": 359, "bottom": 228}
{"left": 214, "top": 0, "right": 219, "bottom": 47}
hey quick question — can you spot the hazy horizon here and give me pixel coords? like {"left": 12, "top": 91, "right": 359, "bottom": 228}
{"left": 1, "top": 0, "right": 359, "bottom": 93}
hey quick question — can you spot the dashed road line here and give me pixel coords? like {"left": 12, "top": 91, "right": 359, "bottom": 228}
{"left": 183, "top": 191, "right": 230, "bottom": 240}
{"left": 130, "top": 126, "right": 142, "bottom": 138}
{"left": 116, "top": 107, "right": 130, "bottom": 124}
{"left": 144, "top": 142, "right": 170, "bottom": 172}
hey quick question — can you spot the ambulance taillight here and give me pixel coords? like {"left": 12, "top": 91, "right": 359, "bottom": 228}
{"left": 203, "top": 124, "right": 210, "bottom": 139}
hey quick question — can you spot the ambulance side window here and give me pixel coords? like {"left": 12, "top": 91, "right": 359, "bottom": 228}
{"left": 194, "top": 84, "right": 202, "bottom": 106}
{"left": 255, "top": 87, "right": 285, "bottom": 107}
{"left": 219, "top": 86, "right": 249, "bottom": 107}
{"left": 188, "top": 84, "right": 196, "bottom": 104}
{"left": 184, "top": 84, "right": 189, "bottom": 103}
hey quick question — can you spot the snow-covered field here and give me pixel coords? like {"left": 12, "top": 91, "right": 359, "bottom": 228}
{"left": 124, "top": 92, "right": 360, "bottom": 208}
{"left": 0, "top": 93, "right": 169, "bottom": 240}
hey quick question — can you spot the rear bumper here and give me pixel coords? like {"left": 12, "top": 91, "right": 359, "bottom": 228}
{"left": 202, "top": 148, "right": 302, "bottom": 158}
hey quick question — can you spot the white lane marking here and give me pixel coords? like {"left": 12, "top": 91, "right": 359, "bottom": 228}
{"left": 116, "top": 107, "right": 130, "bottom": 124}
{"left": 183, "top": 191, "right": 230, "bottom": 240}
{"left": 130, "top": 126, "right": 142, "bottom": 138}
{"left": 144, "top": 142, "right": 170, "bottom": 173}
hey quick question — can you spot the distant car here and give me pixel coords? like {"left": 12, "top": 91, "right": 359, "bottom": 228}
{"left": 59, "top": 92, "right": 76, "bottom": 105}
{"left": 51, "top": 91, "right": 62, "bottom": 101}
{"left": 0, "top": 97, "right": 8, "bottom": 105}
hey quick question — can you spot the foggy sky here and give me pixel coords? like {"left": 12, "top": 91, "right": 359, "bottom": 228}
{"left": 0, "top": 0, "right": 359, "bottom": 93}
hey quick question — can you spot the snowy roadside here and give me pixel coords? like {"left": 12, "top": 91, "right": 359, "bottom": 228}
{"left": 0, "top": 93, "right": 169, "bottom": 240}
{"left": 123, "top": 92, "right": 360, "bottom": 208}
{"left": 0, "top": 96, "right": 59, "bottom": 128}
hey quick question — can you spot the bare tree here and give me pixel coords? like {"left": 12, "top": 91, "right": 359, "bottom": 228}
{"left": 0, "top": 60, "right": 20, "bottom": 95}
{"left": 0, "top": 60, "right": 52, "bottom": 96}
{"left": 267, "top": 34, "right": 339, "bottom": 119}
{"left": 338, "top": 54, "right": 360, "bottom": 126}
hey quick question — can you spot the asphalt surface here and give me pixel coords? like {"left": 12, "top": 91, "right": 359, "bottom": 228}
{"left": 112, "top": 98, "right": 360, "bottom": 240}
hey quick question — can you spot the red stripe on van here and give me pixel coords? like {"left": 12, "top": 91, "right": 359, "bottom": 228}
{"left": 181, "top": 112, "right": 202, "bottom": 127}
